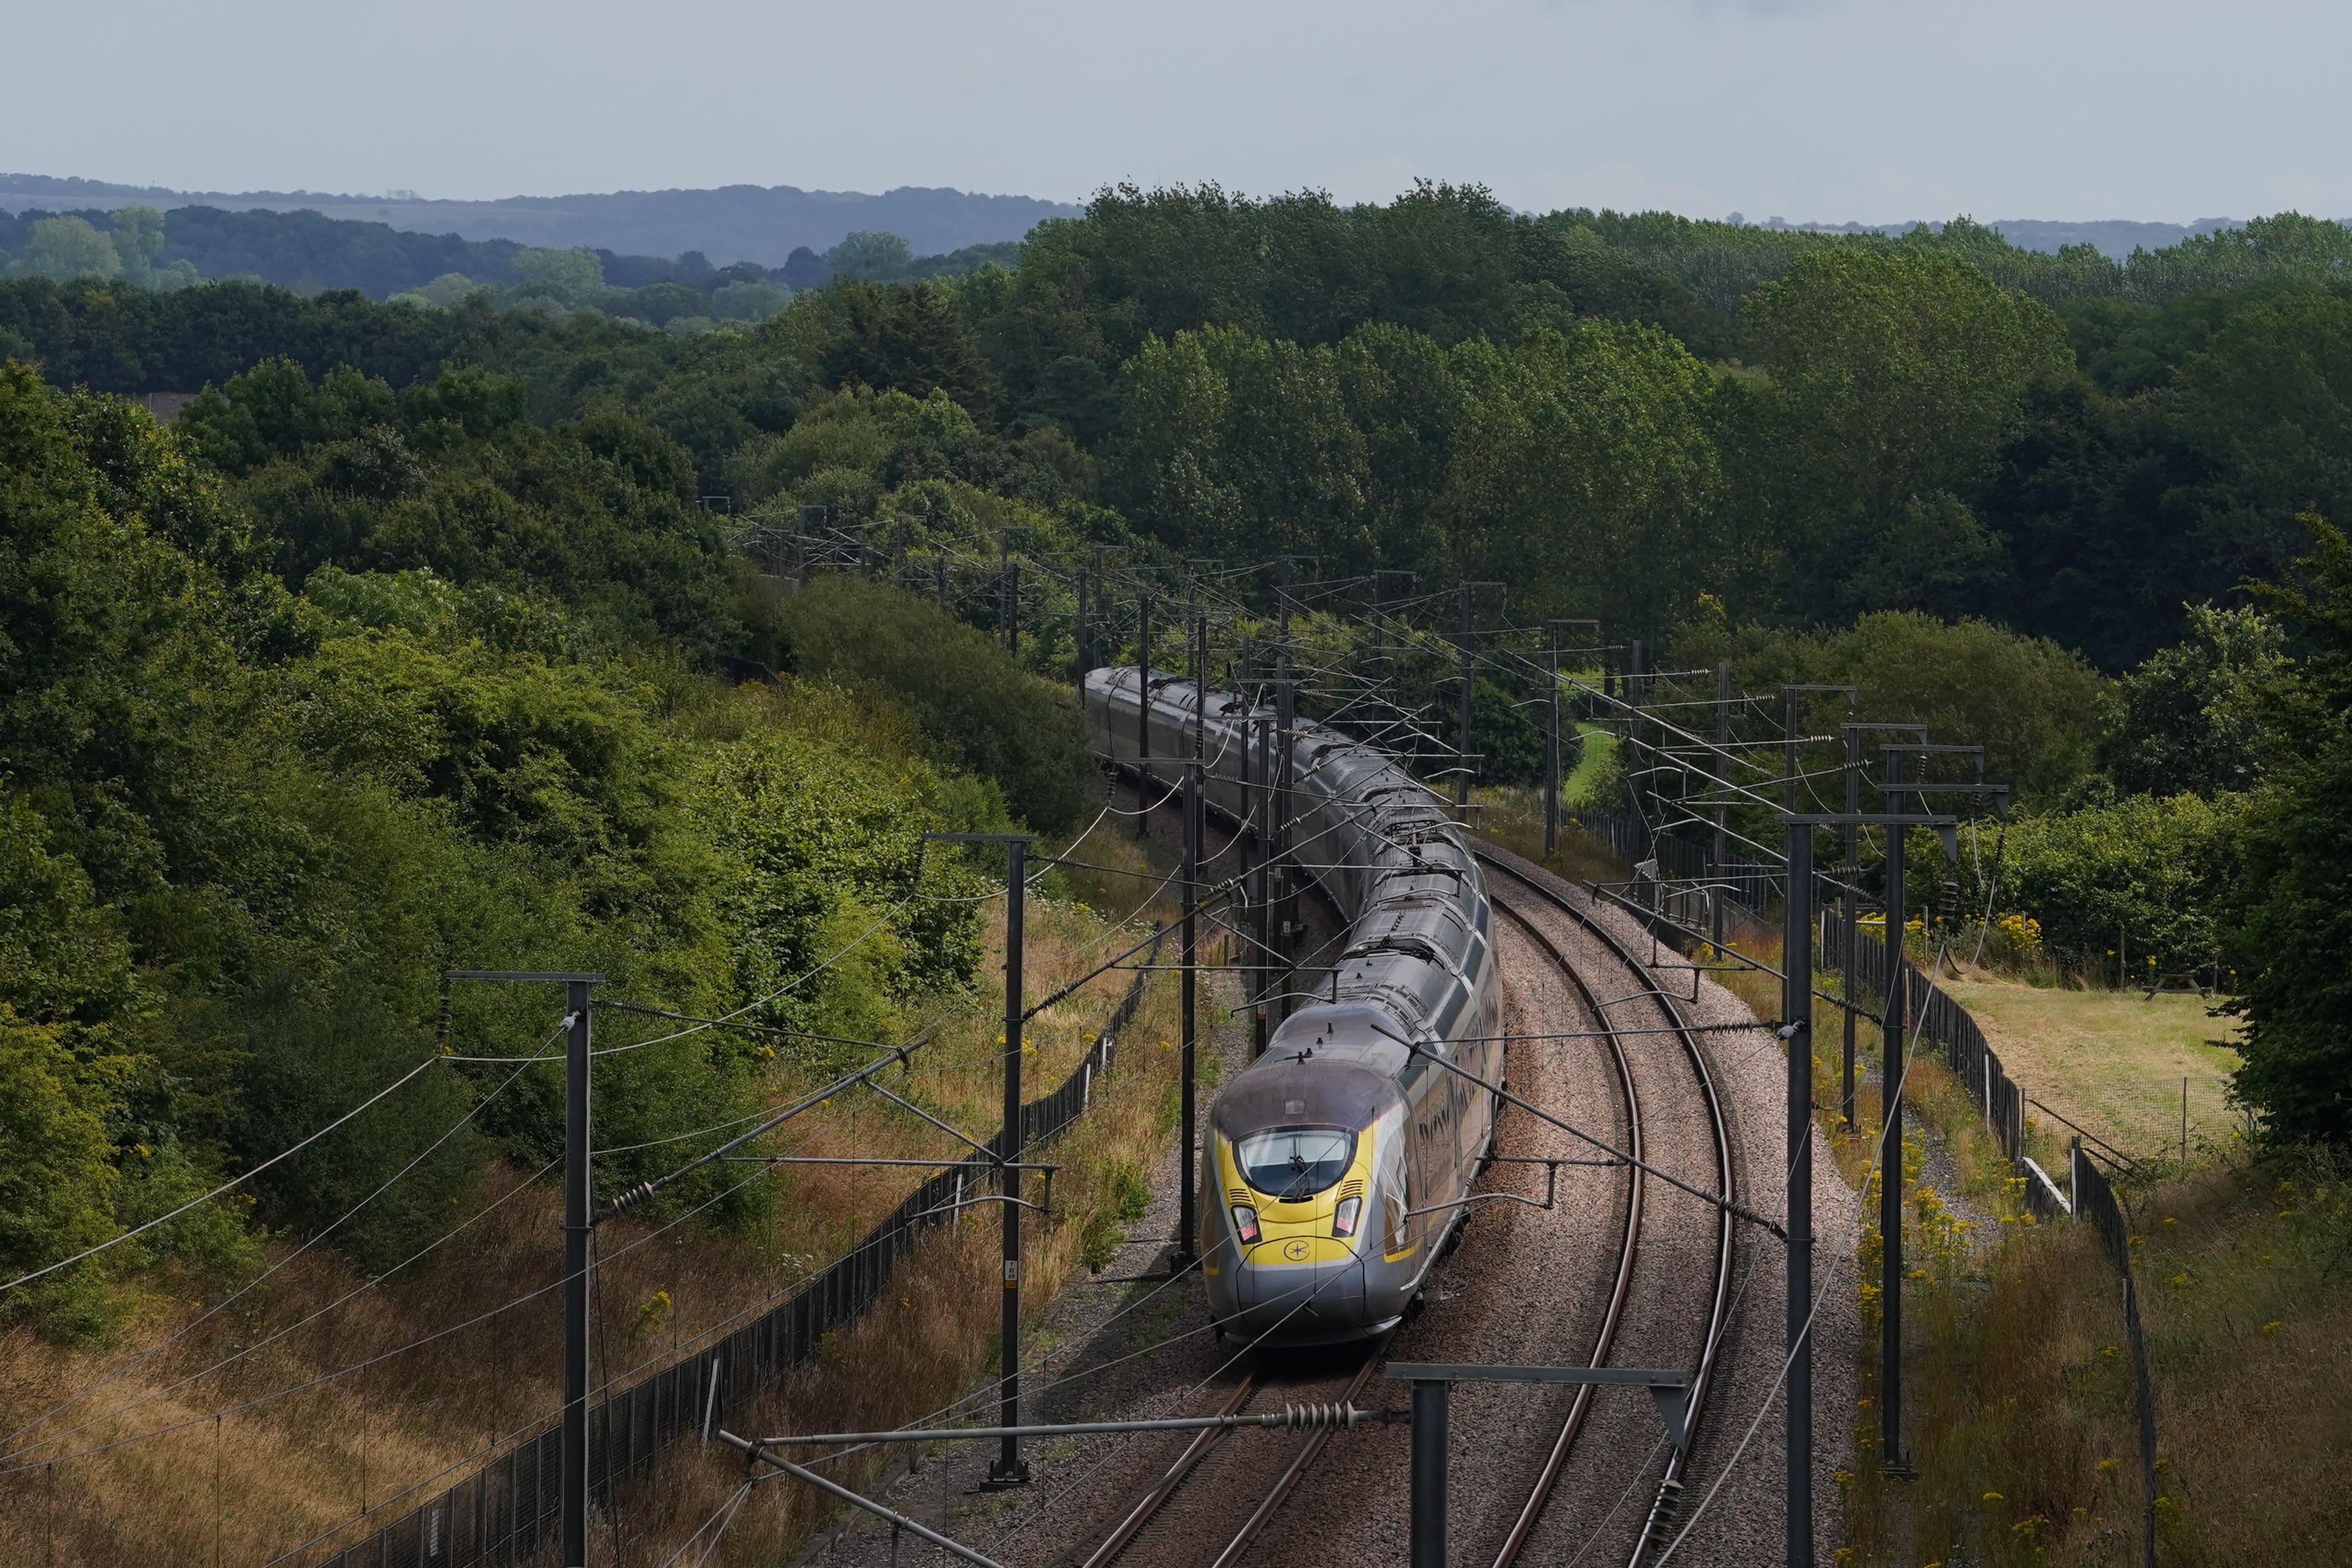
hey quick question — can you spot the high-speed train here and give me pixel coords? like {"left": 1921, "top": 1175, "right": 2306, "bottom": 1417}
{"left": 1085, "top": 665, "right": 1501, "bottom": 1345}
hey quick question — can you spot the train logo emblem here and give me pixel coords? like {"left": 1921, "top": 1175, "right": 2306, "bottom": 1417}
{"left": 1282, "top": 1239, "right": 1310, "bottom": 1262}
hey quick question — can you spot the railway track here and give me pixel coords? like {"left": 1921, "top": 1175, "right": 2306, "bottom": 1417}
{"left": 1060, "top": 845, "right": 1741, "bottom": 1568}
{"left": 1473, "top": 846, "right": 1741, "bottom": 1568}
{"left": 1068, "top": 1340, "right": 1388, "bottom": 1568}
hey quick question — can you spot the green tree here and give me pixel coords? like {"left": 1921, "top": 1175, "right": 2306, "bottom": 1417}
{"left": 2098, "top": 604, "right": 2285, "bottom": 796}
{"left": 1985, "top": 792, "right": 2236, "bottom": 972}
{"left": 710, "top": 280, "right": 791, "bottom": 322}
{"left": 1738, "top": 247, "right": 2073, "bottom": 619}
{"left": 109, "top": 205, "right": 167, "bottom": 288}
{"left": 2230, "top": 515, "right": 2352, "bottom": 1142}
{"left": 821, "top": 282, "right": 1002, "bottom": 416}
{"left": 777, "top": 575, "right": 1093, "bottom": 832}
{"left": 15, "top": 216, "right": 121, "bottom": 282}
{"left": 1109, "top": 325, "right": 1369, "bottom": 569}
{"left": 511, "top": 247, "right": 605, "bottom": 304}
{"left": 0, "top": 1014, "right": 124, "bottom": 1335}
{"left": 1690, "top": 611, "right": 2108, "bottom": 801}
{"left": 1437, "top": 322, "right": 1722, "bottom": 641}
{"left": 826, "top": 231, "right": 914, "bottom": 280}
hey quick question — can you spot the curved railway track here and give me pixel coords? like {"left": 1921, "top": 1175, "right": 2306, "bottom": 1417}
{"left": 1061, "top": 844, "right": 1743, "bottom": 1568}
{"left": 1473, "top": 847, "right": 1741, "bottom": 1567}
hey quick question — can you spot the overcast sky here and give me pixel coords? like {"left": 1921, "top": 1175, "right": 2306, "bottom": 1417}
{"left": 8, "top": 0, "right": 2344, "bottom": 221}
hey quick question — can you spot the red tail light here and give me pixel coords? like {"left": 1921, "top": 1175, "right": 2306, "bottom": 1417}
{"left": 1231, "top": 1205, "right": 1260, "bottom": 1244}
{"left": 1331, "top": 1196, "right": 1361, "bottom": 1238}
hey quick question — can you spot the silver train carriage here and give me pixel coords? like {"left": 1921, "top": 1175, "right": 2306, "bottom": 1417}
{"left": 1084, "top": 665, "right": 1501, "bottom": 1344}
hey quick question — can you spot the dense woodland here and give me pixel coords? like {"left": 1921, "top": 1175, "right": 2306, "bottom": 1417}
{"left": 4, "top": 183, "right": 2352, "bottom": 1336}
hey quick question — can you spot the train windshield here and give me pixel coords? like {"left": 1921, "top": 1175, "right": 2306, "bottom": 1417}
{"left": 1235, "top": 1127, "right": 1357, "bottom": 1201}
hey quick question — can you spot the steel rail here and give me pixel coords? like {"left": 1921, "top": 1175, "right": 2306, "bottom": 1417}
{"left": 1483, "top": 884, "right": 1646, "bottom": 1568}
{"left": 1471, "top": 847, "right": 1741, "bottom": 1568}
{"left": 1081, "top": 872, "right": 1650, "bottom": 1568}
{"left": 1205, "top": 1343, "right": 1391, "bottom": 1568}
{"left": 1075, "top": 1371, "right": 1260, "bottom": 1568}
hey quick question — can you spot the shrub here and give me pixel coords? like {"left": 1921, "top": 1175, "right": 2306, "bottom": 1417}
{"left": 778, "top": 574, "right": 1094, "bottom": 832}
{"left": 1969, "top": 792, "right": 2239, "bottom": 974}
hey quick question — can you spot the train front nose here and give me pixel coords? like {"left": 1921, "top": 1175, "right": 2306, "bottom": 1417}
{"left": 1218, "top": 1123, "right": 1375, "bottom": 1342}
{"left": 1235, "top": 1239, "right": 1366, "bottom": 1333}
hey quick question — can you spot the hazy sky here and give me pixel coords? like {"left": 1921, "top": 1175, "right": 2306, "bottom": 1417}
{"left": 9, "top": 0, "right": 2344, "bottom": 221}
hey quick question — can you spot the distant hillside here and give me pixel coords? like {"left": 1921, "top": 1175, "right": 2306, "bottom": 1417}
{"left": 1727, "top": 212, "right": 2249, "bottom": 260}
{"left": 1988, "top": 218, "right": 2242, "bottom": 259}
{"left": 0, "top": 174, "right": 1080, "bottom": 267}
{"left": 0, "top": 202, "right": 1021, "bottom": 315}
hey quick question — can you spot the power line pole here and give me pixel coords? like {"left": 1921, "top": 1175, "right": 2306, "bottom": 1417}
{"left": 443, "top": 970, "right": 603, "bottom": 1567}
{"left": 1003, "top": 558, "right": 1020, "bottom": 660}
{"left": 1253, "top": 697, "right": 1274, "bottom": 1057}
{"left": 1073, "top": 568, "right": 1089, "bottom": 700}
{"left": 1713, "top": 663, "right": 1731, "bottom": 950}
{"left": 1236, "top": 636, "right": 1264, "bottom": 1057}
{"left": 1879, "top": 745, "right": 1909, "bottom": 1474}
{"left": 1545, "top": 624, "right": 1563, "bottom": 860}
{"left": 1842, "top": 726, "right": 1861, "bottom": 1126}
{"left": 1626, "top": 640, "right": 1648, "bottom": 857}
{"left": 1782, "top": 823, "right": 1815, "bottom": 1568}
{"left": 1135, "top": 592, "right": 1154, "bottom": 836}
{"left": 564, "top": 984, "right": 594, "bottom": 1567}
{"left": 1179, "top": 613, "right": 1205, "bottom": 1261}
{"left": 991, "top": 837, "right": 1033, "bottom": 1487}
{"left": 1273, "top": 651, "right": 1297, "bottom": 1025}
{"left": 1456, "top": 582, "right": 1475, "bottom": 809}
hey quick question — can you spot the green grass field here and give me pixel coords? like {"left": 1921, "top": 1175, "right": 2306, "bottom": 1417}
{"left": 1940, "top": 969, "right": 2240, "bottom": 1165}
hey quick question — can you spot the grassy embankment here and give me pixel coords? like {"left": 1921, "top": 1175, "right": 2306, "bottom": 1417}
{"left": 1470, "top": 787, "right": 2351, "bottom": 1566}
{"left": 1827, "top": 967, "right": 2352, "bottom": 1565}
{"left": 0, "top": 821, "right": 1201, "bottom": 1568}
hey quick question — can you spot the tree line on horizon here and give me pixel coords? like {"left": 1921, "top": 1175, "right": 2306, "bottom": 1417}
{"left": 0, "top": 202, "right": 1019, "bottom": 326}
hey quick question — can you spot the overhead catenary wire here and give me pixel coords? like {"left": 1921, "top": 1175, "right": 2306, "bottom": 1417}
{"left": 0, "top": 1088, "right": 868, "bottom": 1482}
{"left": 0, "top": 1040, "right": 473, "bottom": 1297}
{"left": 2, "top": 1043, "right": 558, "bottom": 1464}
{"left": 9, "top": 999, "right": 1024, "bottom": 1486}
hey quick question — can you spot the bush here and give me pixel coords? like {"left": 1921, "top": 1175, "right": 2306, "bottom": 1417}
{"left": 0, "top": 1015, "right": 125, "bottom": 1336}
{"left": 777, "top": 574, "right": 1094, "bottom": 832}
{"left": 1971, "top": 792, "right": 2240, "bottom": 974}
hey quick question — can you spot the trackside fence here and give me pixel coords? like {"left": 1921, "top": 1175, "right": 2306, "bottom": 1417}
{"left": 1839, "top": 913, "right": 2159, "bottom": 1562}
{"left": 1823, "top": 910, "right": 2064, "bottom": 1214}
{"left": 2070, "top": 1142, "right": 2162, "bottom": 1568}
{"left": 303, "top": 932, "right": 1162, "bottom": 1568}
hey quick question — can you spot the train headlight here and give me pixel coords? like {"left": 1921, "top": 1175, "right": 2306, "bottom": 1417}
{"left": 1230, "top": 1205, "right": 1260, "bottom": 1245}
{"left": 1331, "top": 1196, "right": 1361, "bottom": 1238}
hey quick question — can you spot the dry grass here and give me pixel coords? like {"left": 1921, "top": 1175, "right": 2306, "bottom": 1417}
{"left": 1838, "top": 1150, "right": 2352, "bottom": 1567}
{"left": 0, "top": 822, "right": 1198, "bottom": 1567}
{"left": 1827, "top": 951, "right": 2352, "bottom": 1567}
{"left": 1938, "top": 970, "right": 2240, "bottom": 1166}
